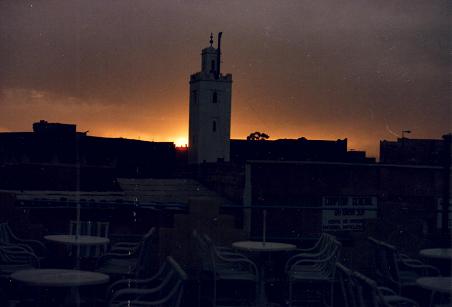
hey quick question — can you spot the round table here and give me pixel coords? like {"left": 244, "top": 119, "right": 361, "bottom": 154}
{"left": 45, "top": 235, "right": 110, "bottom": 268}
{"left": 416, "top": 277, "right": 452, "bottom": 294}
{"left": 11, "top": 269, "right": 110, "bottom": 306}
{"left": 419, "top": 248, "right": 452, "bottom": 260}
{"left": 11, "top": 269, "right": 110, "bottom": 287}
{"left": 416, "top": 277, "right": 452, "bottom": 307}
{"left": 233, "top": 241, "right": 296, "bottom": 306}
{"left": 233, "top": 241, "right": 297, "bottom": 253}
{"left": 44, "top": 235, "right": 109, "bottom": 246}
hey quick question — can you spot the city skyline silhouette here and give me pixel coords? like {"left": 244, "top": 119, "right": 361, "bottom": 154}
{"left": 0, "top": 1, "right": 450, "bottom": 157}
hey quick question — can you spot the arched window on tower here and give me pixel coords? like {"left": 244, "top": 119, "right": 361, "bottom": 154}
{"left": 212, "top": 120, "right": 217, "bottom": 132}
{"left": 212, "top": 92, "right": 218, "bottom": 103}
{"left": 211, "top": 60, "right": 215, "bottom": 73}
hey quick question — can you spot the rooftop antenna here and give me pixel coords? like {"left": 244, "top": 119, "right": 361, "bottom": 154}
{"left": 216, "top": 32, "right": 222, "bottom": 79}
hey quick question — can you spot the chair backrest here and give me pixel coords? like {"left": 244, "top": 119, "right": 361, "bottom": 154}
{"left": 353, "top": 272, "right": 396, "bottom": 307}
{"left": 0, "top": 245, "right": 39, "bottom": 268}
{"left": 69, "top": 220, "right": 93, "bottom": 237}
{"left": 135, "top": 227, "right": 156, "bottom": 278}
{"left": 368, "top": 237, "right": 388, "bottom": 282}
{"left": 108, "top": 256, "right": 187, "bottom": 307}
{"left": 308, "top": 233, "right": 336, "bottom": 258}
{"left": 199, "top": 234, "right": 217, "bottom": 273}
{"left": 69, "top": 221, "right": 92, "bottom": 257}
{"left": 336, "top": 263, "right": 358, "bottom": 307}
{"left": 69, "top": 221, "right": 110, "bottom": 257}
{"left": 318, "top": 233, "right": 335, "bottom": 251}
{"left": 192, "top": 230, "right": 212, "bottom": 272}
{"left": 163, "top": 256, "right": 188, "bottom": 307}
{"left": 325, "top": 239, "right": 342, "bottom": 279}
{"left": 0, "top": 223, "right": 9, "bottom": 243}
{"left": 201, "top": 234, "right": 233, "bottom": 272}
{"left": 94, "top": 222, "right": 110, "bottom": 256}
{"left": 379, "top": 241, "right": 401, "bottom": 289}
{"left": 0, "top": 223, "right": 20, "bottom": 243}
{"left": 95, "top": 222, "right": 110, "bottom": 238}
{"left": 368, "top": 237, "right": 401, "bottom": 292}
{"left": 288, "top": 236, "right": 341, "bottom": 280}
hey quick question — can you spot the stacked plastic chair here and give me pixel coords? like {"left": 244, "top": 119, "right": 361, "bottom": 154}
{"left": 285, "top": 233, "right": 341, "bottom": 307}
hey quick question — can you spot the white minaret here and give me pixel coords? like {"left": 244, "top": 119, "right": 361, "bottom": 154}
{"left": 188, "top": 32, "right": 232, "bottom": 164}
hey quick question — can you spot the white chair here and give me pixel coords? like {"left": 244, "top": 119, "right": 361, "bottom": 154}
{"left": 69, "top": 220, "right": 110, "bottom": 257}
{"left": 285, "top": 233, "right": 336, "bottom": 271}
{"left": 107, "top": 256, "right": 187, "bottom": 307}
{"left": 336, "top": 263, "right": 358, "bottom": 307}
{"left": 193, "top": 230, "right": 259, "bottom": 307}
{"left": 337, "top": 262, "right": 420, "bottom": 307}
{"left": 0, "top": 223, "right": 47, "bottom": 258}
{"left": 0, "top": 245, "right": 39, "bottom": 278}
{"left": 368, "top": 237, "right": 440, "bottom": 294}
{"left": 97, "top": 227, "right": 155, "bottom": 278}
{"left": 286, "top": 238, "right": 341, "bottom": 307}
{"left": 352, "top": 271, "right": 419, "bottom": 307}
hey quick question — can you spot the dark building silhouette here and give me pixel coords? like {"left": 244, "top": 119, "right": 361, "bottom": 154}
{"left": 0, "top": 119, "right": 377, "bottom": 193}
{"left": 230, "top": 138, "right": 375, "bottom": 163}
{"left": 32, "top": 120, "right": 77, "bottom": 137}
{"left": 0, "top": 121, "right": 176, "bottom": 190}
{"left": 241, "top": 160, "right": 445, "bottom": 239}
{"left": 380, "top": 137, "right": 448, "bottom": 165}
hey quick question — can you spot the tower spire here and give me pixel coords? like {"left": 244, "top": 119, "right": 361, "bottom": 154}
{"left": 216, "top": 32, "right": 222, "bottom": 79}
{"left": 209, "top": 33, "right": 213, "bottom": 47}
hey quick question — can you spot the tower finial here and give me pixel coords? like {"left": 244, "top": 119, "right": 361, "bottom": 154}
{"left": 216, "top": 32, "right": 222, "bottom": 79}
{"left": 209, "top": 33, "right": 213, "bottom": 47}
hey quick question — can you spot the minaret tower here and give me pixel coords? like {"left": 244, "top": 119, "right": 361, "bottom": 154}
{"left": 188, "top": 32, "right": 232, "bottom": 164}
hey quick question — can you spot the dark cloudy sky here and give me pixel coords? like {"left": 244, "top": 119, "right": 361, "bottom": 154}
{"left": 0, "top": 0, "right": 450, "bottom": 156}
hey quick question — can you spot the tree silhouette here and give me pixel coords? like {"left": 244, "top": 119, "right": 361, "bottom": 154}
{"left": 246, "top": 131, "right": 269, "bottom": 141}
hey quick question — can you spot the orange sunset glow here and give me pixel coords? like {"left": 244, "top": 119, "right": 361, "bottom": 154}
{"left": 0, "top": 1, "right": 449, "bottom": 159}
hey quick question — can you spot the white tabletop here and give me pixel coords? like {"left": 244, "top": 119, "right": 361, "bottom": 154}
{"left": 416, "top": 277, "right": 452, "bottom": 294}
{"left": 419, "top": 248, "right": 452, "bottom": 260}
{"left": 44, "top": 235, "right": 109, "bottom": 246}
{"left": 232, "top": 241, "right": 297, "bottom": 252}
{"left": 11, "top": 269, "right": 110, "bottom": 288}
